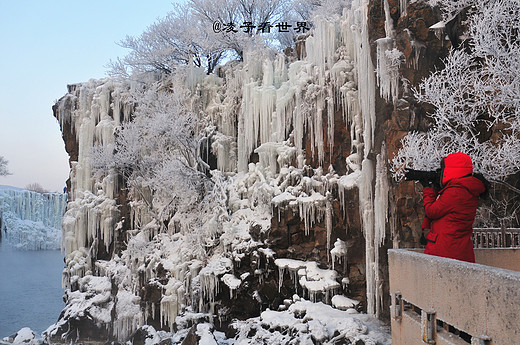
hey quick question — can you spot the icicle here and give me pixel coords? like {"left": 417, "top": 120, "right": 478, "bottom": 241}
{"left": 212, "top": 132, "right": 236, "bottom": 172}
{"left": 349, "top": 0, "right": 377, "bottom": 156}
{"left": 274, "top": 258, "right": 307, "bottom": 293}
{"left": 382, "top": 0, "right": 395, "bottom": 38}
{"left": 374, "top": 143, "right": 389, "bottom": 250}
{"left": 277, "top": 265, "right": 286, "bottom": 293}
{"left": 114, "top": 289, "right": 144, "bottom": 340}
{"left": 359, "top": 158, "right": 375, "bottom": 314}
{"left": 297, "top": 192, "right": 327, "bottom": 235}
{"left": 342, "top": 0, "right": 380, "bottom": 316}
{"left": 314, "top": 96, "right": 325, "bottom": 164}
{"left": 430, "top": 21, "right": 446, "bottom": 41}
{"left": 55, "top": 79, "right": 132, "bottom": 300}
{"left": 327, "top": 92, "right": 335, "bottom": 159}
{"left": 160, "top": 294, "right": 179, "bottom": 331}
{"left": 305, "top": 17, "right": 338, "bottom": 76}
{"left": 337, "top": 170, "right": 362, "bottom": 216}
{"left": 297, "top": 261, "right": 340, "bottom": 304}
{"left": 373, "top": 143, "right": 389, "bottom": 317}
{"left": 403, "top": 31, "right": 427, "bottom": 70}
{"left": 326, "top": 192, "right": 333, "bottom": 262}
{"left": 376, "top": 38, "right": 403, "bottom": 104}
{"left": 400, "top": 0, "right": 408, "bottom": 16}
{"left": 237, "top": 54, "right": 283, "bottom": 172}
{"left": 186, "top": 62, "right": 206, "bottom": 92}
{"left": 342, "top": 277, "right": 350, "bottom": 290}
{"left": 199, "top": 264, "right": 226, "bottom": 310}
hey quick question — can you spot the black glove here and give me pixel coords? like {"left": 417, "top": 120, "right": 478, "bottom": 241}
{"left": 419, "top": 179, "right": 433, "bottom": 188}
{"left": 420, "top": 232, "right": 427, "bottom": 245}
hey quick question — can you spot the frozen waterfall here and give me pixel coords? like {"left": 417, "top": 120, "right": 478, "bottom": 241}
{"left": 0, "top": 185, "right": 67, "bottom": 250}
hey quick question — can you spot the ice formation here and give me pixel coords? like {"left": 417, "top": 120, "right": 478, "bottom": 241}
{"left": 49, "top": 79, "right": 141, "bottom": 338}
{"left": 373, "top": 145, "right": 389, "bottom": 317}
{"left": 275, "top": 259, "right": 341, "bottom": 303}
{"left": 49, "top": 0, "right": 396, "bottom": 341}
{"left": 55, "top": 80, "right": 132, "bottom": 253}
{"left": 0, "top": 186, "right": 67, "bottom": 250}
{"left": 376, "top": 38, "right": 402, "bottom": 104}
{"left": 400, "top": 0, "right": 408, "bottom": 15}
{"left": 331, "top": 238, "right": 348, "bottom": 270}
{"left": 375, "top": 0, "right": 403, "bottom": 105}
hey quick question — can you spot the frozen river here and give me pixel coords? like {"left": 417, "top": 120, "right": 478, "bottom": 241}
{"left": 0, "top": 241, "right": 64, "bottom": 338}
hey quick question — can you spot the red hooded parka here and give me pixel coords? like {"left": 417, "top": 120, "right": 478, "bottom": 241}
{"left": 422, "top": 152, "right": 486, "bottom": 263}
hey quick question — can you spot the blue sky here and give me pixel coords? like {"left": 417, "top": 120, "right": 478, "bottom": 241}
{"left": 0, "top": 1, "right": 178, "bottom": 192}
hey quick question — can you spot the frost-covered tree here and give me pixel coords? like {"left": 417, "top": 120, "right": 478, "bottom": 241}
{"left": 110, "top": 5, "right": 226, "bottom": 76}
{"left": 111, "top": 0, "right": 327, "bottom": 77}
{"left": 393, "top": 0, "right": 520, "bottom": 185}
{"left": 0, "top": 156, "right": 10, "bottom": 176}
{"left": 292, "top": 0, "right": 353, "bottom": 21}
{"left": 92, "top": 82, "right": 212, "bottom": 223}
{"left": 25, "top": 183, "right": 49, "bottom": 194}
{"left": 188, "top": 0, "right": 292, "bottom": 58}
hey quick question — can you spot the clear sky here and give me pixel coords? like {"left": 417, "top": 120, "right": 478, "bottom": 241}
{"left": 0, "top": 1, "right": 178, "bottom": 192}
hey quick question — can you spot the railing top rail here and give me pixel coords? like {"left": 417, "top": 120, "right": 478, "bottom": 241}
{"left": 474, "top": 227, "right": 520, "bottom": 232}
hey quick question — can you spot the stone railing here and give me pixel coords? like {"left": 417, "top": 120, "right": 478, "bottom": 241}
{"left": 473, "top": 227, "right": 520, "bottom": 248}
{"left": 389, "top": 248, "right": 520, "bottom": 345}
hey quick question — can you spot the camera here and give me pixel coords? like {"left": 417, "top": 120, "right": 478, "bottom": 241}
{"left": 404, "top": 169, "right": 441, "bottom": 188}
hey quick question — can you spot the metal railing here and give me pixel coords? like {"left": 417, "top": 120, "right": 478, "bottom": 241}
{"left": 473, "top": 227, "right": 520, "bottom": 248}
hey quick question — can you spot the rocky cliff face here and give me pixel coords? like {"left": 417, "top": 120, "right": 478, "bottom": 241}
{"left": 47, "top": 1, "right": 454, "bottom": 343}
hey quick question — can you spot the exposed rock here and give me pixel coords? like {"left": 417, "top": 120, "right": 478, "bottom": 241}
{"left": 180, "top": 326, "right": 198, "bottom": 345}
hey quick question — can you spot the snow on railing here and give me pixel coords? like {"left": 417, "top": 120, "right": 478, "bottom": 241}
{"left": 473, "top": 227, "right": 520, "bottom": 248}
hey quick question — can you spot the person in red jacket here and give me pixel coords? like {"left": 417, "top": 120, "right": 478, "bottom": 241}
{"left": 421, "top": 152, "right": 486, "bottom": 262}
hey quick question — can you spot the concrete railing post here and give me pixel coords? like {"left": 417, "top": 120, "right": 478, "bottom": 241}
{"left": 422, "top": 309, "right": 436, "bottom": 344}
{"left": 391, "top": 291, "right": 402, "bottom": 321}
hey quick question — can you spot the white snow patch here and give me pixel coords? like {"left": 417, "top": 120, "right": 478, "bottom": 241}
{"left": 332, "top": 295, "right": 361, "bottom": 310}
